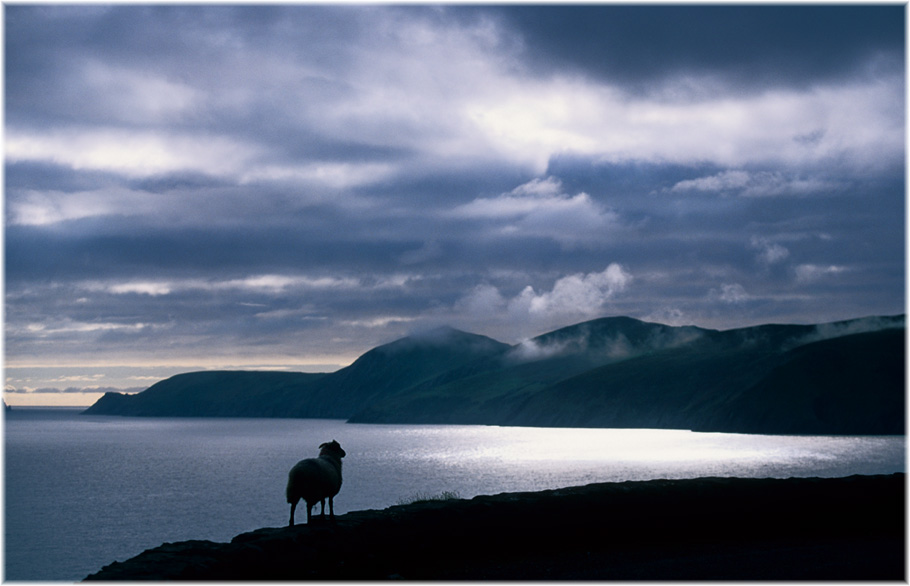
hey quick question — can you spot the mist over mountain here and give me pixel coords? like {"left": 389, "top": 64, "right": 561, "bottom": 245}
{"left": 84, "top": 315, "right": 905, "bottom": 435}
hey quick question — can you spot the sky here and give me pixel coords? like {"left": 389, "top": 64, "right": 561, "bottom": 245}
{"left": 4, "top": 4, "right": 906, "bottom": 406}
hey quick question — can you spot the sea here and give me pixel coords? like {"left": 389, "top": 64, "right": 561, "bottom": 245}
{"left": 4, "top": 408, "right": 905, "bottom": 581}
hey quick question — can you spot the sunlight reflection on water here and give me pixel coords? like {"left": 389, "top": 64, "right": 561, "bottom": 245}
{"left": 365, "top": 424, "right": 893, "bottom": 467}
{"left": 340, "top": 422, "right": 904, "bottom": 504}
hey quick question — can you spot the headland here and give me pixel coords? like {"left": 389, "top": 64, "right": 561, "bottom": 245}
{"left": 85, "top": 473, "right": 904, "bottom": 580}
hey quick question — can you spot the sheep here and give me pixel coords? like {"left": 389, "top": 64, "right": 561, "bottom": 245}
{"left": 286, "top": 439, "right": 346, "bottom": 526}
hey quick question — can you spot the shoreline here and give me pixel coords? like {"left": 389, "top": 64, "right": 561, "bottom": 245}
{"left": 13, "top": 406, "right": 906, "bottom": 438}
{"left": 85, "top": 473, "right": 905, "bottom": 580}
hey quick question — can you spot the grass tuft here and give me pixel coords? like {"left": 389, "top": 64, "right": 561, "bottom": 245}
{"left": 396, "top": 490, "right": 461, "bottom": 505}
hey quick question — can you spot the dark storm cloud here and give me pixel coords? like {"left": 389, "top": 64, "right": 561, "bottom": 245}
{"left": 5, "top": 160, "right": 120, "bottom": 193}
{"left": 5, "top": 222, "right": 414, "bottom": 281}
{"left": 489, "top": 4, "right": 905, "bottom": 93}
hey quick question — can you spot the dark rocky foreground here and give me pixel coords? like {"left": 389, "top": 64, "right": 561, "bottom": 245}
{"left": 85, "top": 474, "right": 904, "bottom": 581}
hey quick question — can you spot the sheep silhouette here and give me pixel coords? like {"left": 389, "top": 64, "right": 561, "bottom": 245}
{"left": 286, "top": 440, "right": 346, "bottom": 526}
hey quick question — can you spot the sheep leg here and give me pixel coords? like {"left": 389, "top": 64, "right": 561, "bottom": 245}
{"left": 320, "top": 499, "right": 326, "bottom": 516}
{"left": 328, "top": 496, "right": 335, "bottom": 519}
{"left": 306, "top": 501, "right": 314, "bottom": 524}
{"left": 289, "top": 501, "right": 297, "bottom": 527}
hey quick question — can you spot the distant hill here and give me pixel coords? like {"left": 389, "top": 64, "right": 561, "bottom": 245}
{"left": 84, "top": 326, "right": 510, "bottom": 419}
{"left": 84, "top": 315, "right": 905, "bottom": 435}
{"left": 84, "top": 371, "right": 327, "bottom": 417}
{"left": 698, "top": 328, "right": 905, "bottom": 434}
{"left": 299, "top": 326, "right": 512, "bottom": 418}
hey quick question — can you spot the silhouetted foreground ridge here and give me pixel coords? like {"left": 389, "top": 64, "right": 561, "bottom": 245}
{"left": 85, "top": 474, "right": 904, "bottom": 580}
{"left": 85, "top": 315, "right": 905, "bottom": 435}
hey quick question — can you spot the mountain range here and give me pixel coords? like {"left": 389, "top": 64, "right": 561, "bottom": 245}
{"left": 84, "top": 315, "right": 905, "bottom": 435}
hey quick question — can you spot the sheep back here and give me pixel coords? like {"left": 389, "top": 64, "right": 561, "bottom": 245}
{"left": 286, "top": 456, "right": 342, "bottom": 505}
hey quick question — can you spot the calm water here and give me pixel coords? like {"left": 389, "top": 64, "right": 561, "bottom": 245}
{"left": 4, "top": 408, "right": 905, "bottom": 581}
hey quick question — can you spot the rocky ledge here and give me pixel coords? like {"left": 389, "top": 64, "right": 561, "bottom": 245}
{"left": 85, "top": 474, "right": 904, "bottom": 581}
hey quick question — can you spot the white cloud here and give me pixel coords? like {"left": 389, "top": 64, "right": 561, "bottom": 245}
{"left": 108, "top": 282, "right": 173, "bottom": 296}
{"left": 8, "top": 186, "right": 163, "bottom": 226}
{"left": 451, "top": 176, "right": 620, "bottom": 244}
{"left": 516, "top": 265, "right": 632, "bottom": 316}
{"left": 454, "top": 177, "right": 568, "bottom": 219}
{"left": 671, "top": 170, "right": 842, "bottom": 197}
{"left": 5, "top": 127, "right": 260, "bottom": 179}
{"left": 5, "top": 127, "right": 390, "bottom": 193}
{"left": 339, "top": 316, "right": 419, "bottom": 328}
{"left": 252, "top": 308, "right": 323, "bottom": 321}
{"left": 4, "top": 385, "right": 143, "bottom": 394}
{"left": 85, "top": 273, "right": 401, "bottom": 297}
{"left": 710, "top": 283, "right": 751, "bottom": 304}
{"left": 791, "top": 315, "right": 904, "bottom": 348}
{"left": 238, "top": 161, "right": 397, "bottom": 190}
{"left": 466, "top": 71, "right": 903, "bottom": 174}
{"left": 751, "top": 236, "right": 790, "bottom": 265}
{"left": 221, "top": 275, "right": 359, "bottom": 292}
{"left": 510, "top": 176, "right": 564, "bottom": 198}
{"left": 457, "top": 264, "right": 632, "bottom": 323}
{"left": 794, "top": 264, "right": 847, "bottom": 283}
{"left": 642, "top": 307, "right": 691, "bottom": 327}
{"left": 671, "top": 170, "right": 751, "bottom": 192}
{"left": 48, "top": 373, "right": 106, "bottom": 383}
{"left": 456, "top": 283, "right": 508, "bottom": 316}
{"left": 16, "top": 320, "right": 151, "bottom": 337}
{"left": 508, "top": 337, "right": 572, "bottom": 362}
{"left": 466, "top": 80, "right": 609, "bottom": 172}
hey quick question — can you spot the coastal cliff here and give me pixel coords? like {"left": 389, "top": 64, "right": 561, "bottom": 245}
{"left": 85, "top": 473, "right": 904, "bottom": 580}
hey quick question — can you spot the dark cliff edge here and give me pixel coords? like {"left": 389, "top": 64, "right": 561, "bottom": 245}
{"left": 85, "top": 474, "right": 904, "bottom": 581}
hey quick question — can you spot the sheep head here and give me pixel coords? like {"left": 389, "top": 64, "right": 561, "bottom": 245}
{"left": 318, "top": 439, "right": 346, "bottom": 459}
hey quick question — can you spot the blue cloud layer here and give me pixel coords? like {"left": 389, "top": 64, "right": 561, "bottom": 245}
{"left": 4, "top": 5, "right": 904, "bottom": 397}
